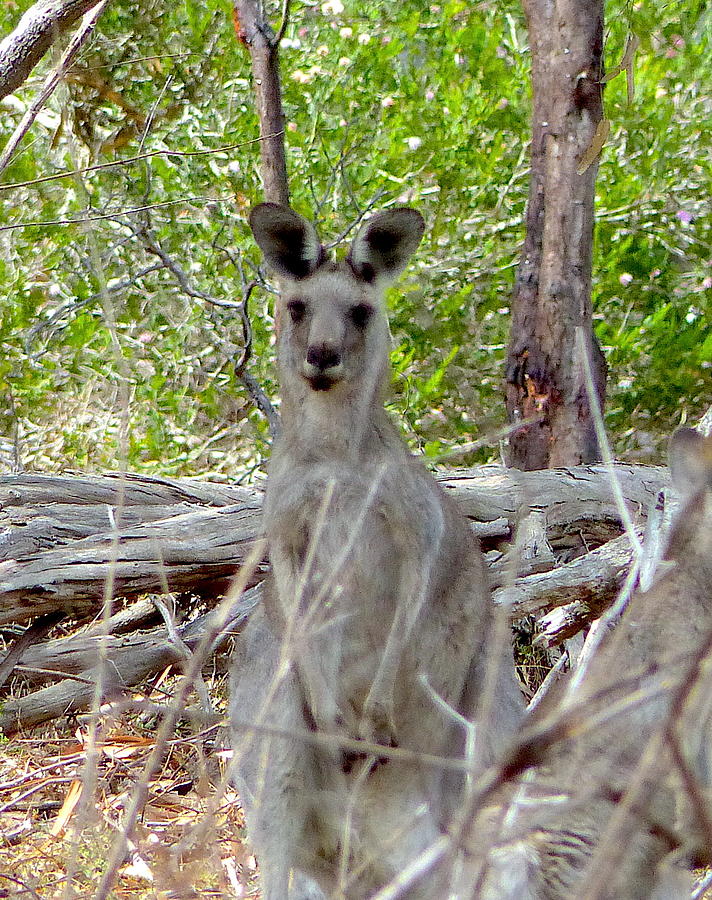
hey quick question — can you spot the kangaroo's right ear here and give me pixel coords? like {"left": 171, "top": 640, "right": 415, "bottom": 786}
{"left": 249, "top": 203, "right": 325, "bottom": 281}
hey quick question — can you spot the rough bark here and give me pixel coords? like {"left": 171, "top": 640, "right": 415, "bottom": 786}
{"left": 233, "top": 0, "right": 290, "bottom": 206}
{"left": 0, "top": 0, "right": 102, "bottom": 100}
{"left": 505, "top": 0, "right": 607, "bottom": 469}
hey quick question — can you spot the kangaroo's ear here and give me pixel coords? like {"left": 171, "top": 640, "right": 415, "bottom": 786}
{"left": 348, "top": 208, "right": 425, "bottom": 284}
{"left": 249, "top": 203, "right": 325, "bottom": 280}
{"left": 669, "top": 427, "right": 712, "bottom": 494}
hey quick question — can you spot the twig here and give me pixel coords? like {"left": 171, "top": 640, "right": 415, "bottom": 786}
{"left": 0, "top": 0, "right": 109, "bottom": 176}
{"left": 324, "top": 189, "right": 387, "bottom": 248}
{"left": 0, "top": 195, "right": 230, "bottom": 232}
{"left": 129, "top": 220, "right": 242, "bottom": 309}
{"left": 274, "top": 0, "right": 292, "bottom": 47}
{"left": 234, "top": 281, "right": 281, "bottom": 438}
{"left": 0, "top": 134, "right": 284, "bottom": 192}
{"left": 527, "top": 647, "right": 570, "bottom": 711}
{"left": 26, "top": 263, "right": 164, "bottom": 351}
{"left": 576, "top": 327, "right": 643, "bottom": 558}
{"left": 137, "top": 74, "right": 173, "bottom": 155}
{"left": 436, "top": 416, "right": 543, "bottom": 462}
{"left": 0, "top": 611, "right": 65, "bottom": 689}
{"left": 0, "top": 874, "right": 42, "bottom": 900}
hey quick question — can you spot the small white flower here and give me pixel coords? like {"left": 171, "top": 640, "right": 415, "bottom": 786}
{"left": 291, "top": 69, "right": 313, "bottom": 84}
{"left": 381, "top": 96, "right": 395, "bottom": 108}
{"left": 619, "top": 273, "right": 633, "bottom": 286}
{"left": 406, "top": 136, "right": 422, "bottom": 151}
{"left": 321, "top": 0, "right": 344, "bottom": 13}
{"left": 358, "top": 32, "right": 371, "bottom": 45}
{"left": 339, "top": 26, "right": 353, "bottom": 38}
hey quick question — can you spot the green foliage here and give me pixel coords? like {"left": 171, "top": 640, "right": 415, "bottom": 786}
{"left": 0, "top": 0, "right": 709, "bottom": 475}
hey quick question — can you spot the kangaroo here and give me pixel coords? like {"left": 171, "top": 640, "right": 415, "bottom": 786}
{"left": 230, "top": 203, "right": 524, "bottom": 899}
{"left": 478, "top": 427, "right": 712, "bottom": 900}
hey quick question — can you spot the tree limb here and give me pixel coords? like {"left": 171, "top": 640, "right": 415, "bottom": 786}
{"left": 233, "top": 0, "right": 289, "bottom": 205}
{"left": 0, "top": 0, "right": 105, "bottom": 101}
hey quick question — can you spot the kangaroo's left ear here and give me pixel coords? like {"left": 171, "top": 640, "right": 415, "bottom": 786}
{"left": 347, "top": 208, "right": 424, "bottom": 284}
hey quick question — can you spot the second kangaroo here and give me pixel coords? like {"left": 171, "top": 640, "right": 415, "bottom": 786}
{"left": 231, "top": 204, "right": 524, "bottom": 899}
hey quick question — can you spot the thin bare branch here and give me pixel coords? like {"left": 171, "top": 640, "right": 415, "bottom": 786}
{"left": 235, "top": 281, "right": 281, "bottom": 438}
{"left": 0, "top": 195, "right": 230, "bottom": 232}
{"left": 274, "top": 0, "right": 291, "bottom": 47}
{"left": 0, "top": 133, "right": 284, "bottom": 192}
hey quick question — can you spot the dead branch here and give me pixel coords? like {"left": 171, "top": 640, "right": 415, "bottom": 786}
{"left": 0, "top": 0, "right": 109, "bottom": 174}
{"left": 0, "top": 463, "right": 666, "bottom": 629}
{"left": 0, "top": 500, "right": 266, "bottom": 626}
{"left": 0, "top": 0, "right": 104, "bottom": 101}
{"left": 0, "top": 585, "right": 260, "bottom": 733}
{"left": 494, "top": 529, "right": 640, "bottom": 619}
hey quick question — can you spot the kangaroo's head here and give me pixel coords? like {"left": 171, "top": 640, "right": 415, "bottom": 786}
{"left": 249, "top": 204, "right": 424, "bottom": 402}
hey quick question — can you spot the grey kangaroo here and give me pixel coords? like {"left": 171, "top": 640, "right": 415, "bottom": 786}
{"left": 230, "top": 203, "right": 524, "bottom": 899}
{"left": 477, "top": 427, "right": 712, "bottom": 900}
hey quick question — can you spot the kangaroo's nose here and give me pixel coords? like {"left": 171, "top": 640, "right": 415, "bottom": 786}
{"left": 306, "top": 344, "right": 341, "bottom": 371}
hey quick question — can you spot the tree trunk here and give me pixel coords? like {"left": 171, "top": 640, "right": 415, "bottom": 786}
{"left": 505, "top": 0, "right": 607, "bottom": 469}
{"left": 233, "top": 0, "right": 290, "bottom": 206}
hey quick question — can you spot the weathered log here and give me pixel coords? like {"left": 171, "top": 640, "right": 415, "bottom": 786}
{"left": 0, "top": 471, "right": 256, "bottom": 559}
{"left": 0, "top": 464, "right": 666, "bottom": 627}
{"left": 494, "top": 529, "right": 641, "bottom": 618}
{"left": 0, "top": 501, "right": 266, "bottom": 626}
{"left": 0, "top": 459, "right": 669, "bottom": 733}
{"left": 535, "top": 597, "right": 604, "bottom": 647}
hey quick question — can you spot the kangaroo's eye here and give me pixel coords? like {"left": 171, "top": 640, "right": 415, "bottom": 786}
{"left": 350, "top": 303, "right": 373, "bottom": 328}
{"left": 287, "top": 299, "right": 307, "bottom": 323}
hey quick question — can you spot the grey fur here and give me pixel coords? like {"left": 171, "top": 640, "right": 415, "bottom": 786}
{"left": 477, "top": 428, "right": 712, "bottom": 900}
{"left": 230, "top": 205, "right": 524, "bottom": 899}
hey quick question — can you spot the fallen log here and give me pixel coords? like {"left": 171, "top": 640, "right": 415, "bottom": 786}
{"left": 493, "top": 529, "right": 641, "bottom": 618}
{"left": 0, "top": 463, "right": 666, "bottom": 626}
{"left": 0, "top": 501, "right": 266, "bottom": 626}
